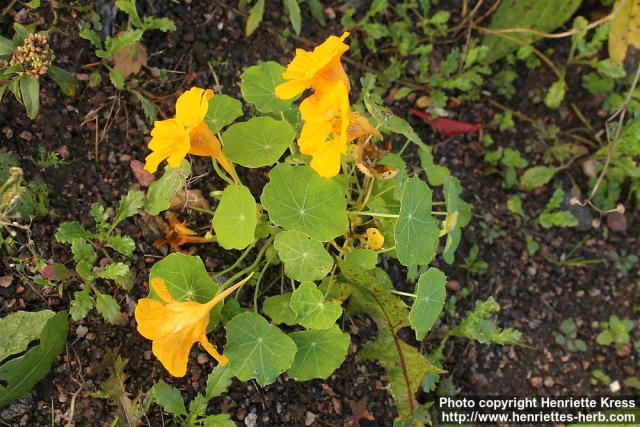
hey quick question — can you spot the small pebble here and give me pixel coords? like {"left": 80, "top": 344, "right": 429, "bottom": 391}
{"left": 304, "top": 411, "right": 317, "bottom": 426}
{"left": 609, "top": 380, "right": 621, "bottom": 393}
{"left": 196, "top": 353, "right": 208, "bottom": 365}
{"left": 75, "top": 325, "right": 88, "bottom": 338}
{"left": 244, "top": 413, "right": 257, "bottom": 427}
{"left": 18, "top": 131, "right": 33, "bottom": 141}
{"left": 543, "top": 377, "right": 555, "bottom": 387}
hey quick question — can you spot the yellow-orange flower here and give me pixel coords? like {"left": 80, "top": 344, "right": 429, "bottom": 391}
{"left": 275, "top": 32, "right": 350, "bottom": 99}
{"left": 297, "top": 81, "right": 351, "bottom": 177}
{"left": 298, "top": 84, "right": 380, "bottom": 177}
{"left": 144, "top": 87, "right": 233, "bottom": 177}
{"left": 135, "top": 274, "right": 251, "bottom": 377}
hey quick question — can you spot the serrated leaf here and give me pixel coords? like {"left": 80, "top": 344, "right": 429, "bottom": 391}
{"left": 262, "top": 293, "right": 297, "bottom": 326}
{"left": 273, "top": 230, "right": 334, "bottom": 282}
{"left": 290, "top": 281, "right": 341, "bottom": 330}
{"left": 609, "top": 0, "right": 640, "bottom": 66}
{"left": 19, "top": 75, "right": 39, "bottom": 119}
{"left": 246, "top": 0, "right": 265, "bottom": 36}
{"left": 205, "top": 364, "right": 234, "bottom": 399}
{"left": 205, "top": 94, "right": 243, "bottom": 133}
{"left": 240, "top": 61, "right": 291, "bottom": 113}
{"left": 212, "top": 185, "right": 257, "bottom": 250}
{"left": 79, "top": 28, "right": 102, "bottom": 49}
{"left": 287, "top": 326, "right": 350, "bottom": 381}
{"left": 261, "top": 164, "right": 348, "bottom": 242}
{"left": 71, "top": 238, "right": 97, "bottom": 265}
{"left": 395, "top": 177, "right": 439, "bottom": 266}
{"left": 108, "top": 66, "right": 125, "bottom": 90}
{"left": 0, "top": 310, "right": 55, "bottom": 363}
{"left": 519, "top": 166, "right": 563, "bottom": 191}
{"left": 0, "top": 311, "right": 68, "bottom": 407}
{"left": 539, "top": 211, "right": 578, "bottom": 228}
{"left": 133, "top": 90, "right": 157, "bottom": 123}
{"left": 150, "top": 382, "right": 186, "bottom": 417}
{"left": 409, "top": 268, "right": 446, "bottom": 340}
{"left": 106, "top": 235, "right": 136, "bottom": 256}
{"left": 113, "top": 189, "right": 144, "bottom": 227}
{"left": 48, "top": 65, "right": 76, "bottom": 97}
{"left": 199, "top": 413, "right": 236, "bottom": 427}
{"left": 91, "top": 203, "right": 109, "bottom": 229}
{"left": 95, "top": 291, "right": 121, "bottom": 324}
{"left": 544, "top": 79, "right": 566, "bottom": 109}
{"left": 450, "top": 297, "right": 521, "bottom": 345}
{"left": 70, "top": 287, "right": 93, "bottom": 321}
{"left": 145, "top": 160, "right": 190, "bottom": 215}
{"left": 55, "top": 221, "right": 92, "bottom": 243}
{"left": 97, "top": 262, "right": 130, "bottom": 283}
{"left": 222, "top": 117, "right": 294, "bottom": 168}
{"left": 224, "top": 312, "right": 297, "bottom": 385}
{"left": 142, "top": 16, "right": 176, "bottom": 32}
{"left": 482, "top": 0, "right": 582, "bottom": 63}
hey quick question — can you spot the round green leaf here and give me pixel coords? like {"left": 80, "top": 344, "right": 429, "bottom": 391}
{"left": 287, "top": 325, "right": 350, "bottom": 381}
{"left": 205, "top": 94, "right": 243, "bottom": 134}
{"left": 149, "top": 253, "right": 222, "bottom": 325}
{"left": 224, "top": 312, "right": 297, "bottom": 385}
{"left": 262, "top": 293, "right": 297, "bottom": 326}
{"left": 290, "top": 282, "right": 342, "bottom": 330}
{"left": 261, "top": 164, "right": 348, "bottom": 242}
{"left": 212, "top": 185, "right": 257, "bottom": 250}
{"left": 240, "top": 61, "right": 291, "bottom": 113}
{"left": 273, "top": 230, "right": 334, "bottom": 282}
{"left": 409, "top": 267, "right": 446, "bottom": 340}
{"left": 222, "top": 117, "right": 294, "bottom": 168}
{"left": 394, "top": 177, "right": 439, "bottom": 266}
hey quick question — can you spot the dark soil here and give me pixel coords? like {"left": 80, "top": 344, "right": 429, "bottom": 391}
{"left": 1, "top": 1, "right": 638, "bottom": 426}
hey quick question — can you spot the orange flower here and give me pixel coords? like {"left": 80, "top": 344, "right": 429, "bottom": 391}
{"left": 135, "top": 274, "right": 252, "bottom": 377}
{"left": 155, "top": 213, "right": 213, "bottom": 251}
{"left": 144, "top": 87, "right": 234, "bottom": 178}
{"left": 275, "top": 32, "right": 350, "bottom": 99}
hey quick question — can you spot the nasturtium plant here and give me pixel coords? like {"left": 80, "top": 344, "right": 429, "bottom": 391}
{"left": 124, "top": 32, "right": 512, "bottom": 425}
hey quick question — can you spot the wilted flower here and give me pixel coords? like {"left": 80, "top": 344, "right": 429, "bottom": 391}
{"left": 10, "top": 33, "right": 54, "bottom": 79}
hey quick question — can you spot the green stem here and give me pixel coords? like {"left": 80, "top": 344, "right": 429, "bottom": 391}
{"left": 187, "top": 204, "right": 217, "bottom": 216}
{"left": 253, "top": 258, "right": 271, "bottom": 312}
{"left": 214, "top": 241, "right": 257, "bottom": 280}
{"left": 377, "top": 245, "right": 396, "bottom": 254}
{"left": 211, "top": 157, "right": 234, "bottom": 186}
{"left": 389, "top": 289, "right": 417, "bottom": 298}
{"left": 350, "top": 211, "right": 399, "bottom": 218}
{"left": 219, "top": 238, "right": 272, "bottom": 291}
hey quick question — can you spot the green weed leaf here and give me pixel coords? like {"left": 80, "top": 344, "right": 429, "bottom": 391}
{"left": 0, "top": 310, "right": 55, "bottom": 363}
{"left": 145, "top": 160, "right": 190, "bottom": 215}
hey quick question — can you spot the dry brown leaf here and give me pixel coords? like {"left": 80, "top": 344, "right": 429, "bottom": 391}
{"left": 112, "top": 40, "right": 147, "bottom": 78}
{"left": 609, "top": 0, "right": 640, "bottom": 68}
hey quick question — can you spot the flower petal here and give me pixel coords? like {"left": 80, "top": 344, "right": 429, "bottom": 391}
{"left": 150, "top": 277, "right": 177, "bottom": 304}
{"left": 188, "top": 122, "right": 221, "bottom": 157}
{"left": 274, "top": 79, "right": 308, "bottom": 100}
{"left": 135, "top": 298, "right": 172, "bottom": 340}
{"left": 152, "top": 332, "right": 195, "bottom": 377}
{"left": 175, "top": 87, "right": 214, "bottom": 129}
